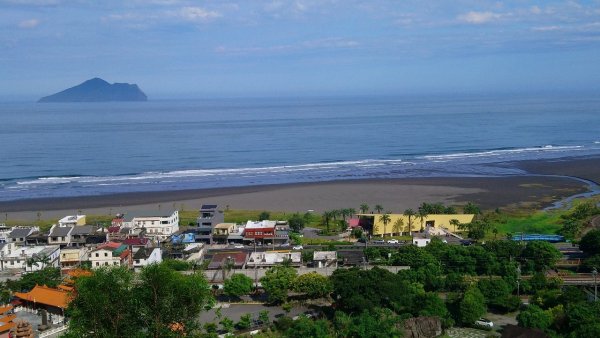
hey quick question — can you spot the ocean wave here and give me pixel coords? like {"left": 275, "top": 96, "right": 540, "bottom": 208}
{"left": 420, "top": 145, "right": 584, "bottom": 161}
{"left": 14, "top": 159, "right": 407, "bottom": 187}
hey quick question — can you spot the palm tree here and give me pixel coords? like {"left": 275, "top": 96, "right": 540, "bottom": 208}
{"left": 392, "top": 218, "right": 404, "bottom": 236}
{"left": 359, "top": 204, "right": 369, "bottom": 214}
{"left": 322, "top": 211, "right": 332, "bottom": 233}
{"left": 37, "top": 255, "right": 51, "bottom": 269}
{"left": 403, "top": 209, "right": 416, "bottom": 235}
{"left": 449, "top": 219, "right": 460, "bottom": 233}
{"left": 379, "top": 214, "right": 391, "bottom": 237}
{"left": 347, "top": 208, "right": 356, "bottom": 217}
{"left": 417, "top": 209, "right": 428, "bottom": 232}
{"left": 374, "top": 205, "right": 384, "bottom": 214}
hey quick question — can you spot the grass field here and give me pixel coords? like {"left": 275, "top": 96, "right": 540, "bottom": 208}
{"left": 489, "top": 211, "right": 563, "bottom": 236}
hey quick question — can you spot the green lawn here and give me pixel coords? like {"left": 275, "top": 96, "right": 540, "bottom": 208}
{"left": 490, "top": 211, "right": 563, "bottom": 236}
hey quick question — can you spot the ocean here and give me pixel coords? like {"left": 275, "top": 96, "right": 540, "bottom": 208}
{"left": 1, "top": 94, "right": 599, "bottom": 202}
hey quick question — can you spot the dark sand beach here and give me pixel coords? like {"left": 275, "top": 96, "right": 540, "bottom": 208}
{"left": 1, "top": 156, "right": 599, "bottom": 222}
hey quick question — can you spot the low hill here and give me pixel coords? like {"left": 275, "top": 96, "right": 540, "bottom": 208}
{"left": 38, "top": 78, "right": 147, "bottom": 102}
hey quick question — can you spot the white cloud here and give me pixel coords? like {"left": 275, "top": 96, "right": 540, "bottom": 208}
{"left": 18, "top": 18, "right": 40, "bottom": 28}
{"left": 532, "top": 25, "right": 561, "bottom": 32}
{"left": 457, "top": 11, "right": 502, "bottom": 24}
{"left": 175, "top": 6, "right": 221, "bottom": 22}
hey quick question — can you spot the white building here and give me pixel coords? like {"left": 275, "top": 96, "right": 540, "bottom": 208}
{"left": 313, "top": 251, "right": 337, "bottom": 268}
{"left": 0, "top": 245, "right": 60, "bottom": 272}
{"left": 7, "top": 227, "right": 39, "bottom": 245}
{"left": 246, "top": 251, "right": 301, "bottom": 268}
{"left": 412, "top": 237, "right": 432, "bottom": 247}
{"left": 48, "top": 224, "right": 73, "bottom": 247}
{"left": 132, "top": 247, "right": 162, "bottom": 272}
{"left": 0, "top": 225, "right": 12, "bottom": 243}
{"left": 125, "top": 210, "right": 179, "bottom": 242}
{"left": 60, "top": 247, "right": 90, "bottom": 270}
{"left": 58, "top": 215, "right": 86, "bottom": 227}
{"left": 90, "top": 242, "right": 130, "bottom": 269}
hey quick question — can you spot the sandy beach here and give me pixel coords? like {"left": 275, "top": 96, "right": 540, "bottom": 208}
{"left": 1, "top": 156, "right": 598, "bottom": 222}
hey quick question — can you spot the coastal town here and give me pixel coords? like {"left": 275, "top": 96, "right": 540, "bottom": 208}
{"left": 0, "top": 197, "right": 598, "bottom": 338}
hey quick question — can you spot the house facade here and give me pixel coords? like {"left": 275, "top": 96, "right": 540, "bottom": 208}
{"left": 126, "top": 210, "right": 179, "bottom": 242}
{"left": 196, "top": 204, "right": 224, "bottom": 244}
{"left": 132, "top": 247, "right": 162, "bottom": 272}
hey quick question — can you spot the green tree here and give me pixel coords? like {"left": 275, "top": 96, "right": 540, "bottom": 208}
{"left": 259, "top": 310, "right": 270, "bottom": 325}
{"left": 379, "top": 213, "right": 391, "bottom": 237}
{"left": 404, "top": 208, "right": 416, "bottom": 234}
{"left": 223, "top": 273, "right": 253, "bottom": 299}
{"left": 285, "top": 317, "right": 332, "bottom": 338}
{"left": 417, "top": 209, "right": 428, "bottom": 232}
{"left": 458, "top": 286, "right": 486, "bottom": 326}
{"left": 66, "top": 267, "right": 141, "bottom": 338}
{"left": 521, "top": 241, "right": 562, "bottom": 272}
{"left": 321, "top": 211, "right": 333, "bottom": 233}
{"left": 236, "top": 313, "right": 252, "bottom": 330}
{"left": 220, "top": 317, "right": 234, "bottom": 333}
{"left": 260, "top": 266, "right": 298, "bottom": 304}
{"left": 293, "top": 272, "right": 333, "bottom": 299}
{"left": 359, "top": 204, "right": 370, "bottom": 214}
{"left": 580, "top": 229, "right": 600, "bottom": 256}
{"left": 392, "top": 218, "right": 404, "bottom": 236}
{"left": 135, "top": 263, "right": 212, "bottom": 337}
{"left": 463, "top": 202, "right": 481, "bottom": 215}
{"left": 334, "top": 309, "right": 404, "bottom": 338}
{"left": 258, "top": 211, "right": 270, "bottom": 221}
{"left": 449, "top": 218, "right": 460, "bottom": 233}
{"left": 517, "top": 304, "right": 553, "bottom": 330}
{"left": 288, "top": 213, "right": 306, "bottom": 233}
{"left": 374, "top": 204, "right": 384, "bottom": 214}
{"left": 8, "top": 267, "right": 61, "bottom": 292}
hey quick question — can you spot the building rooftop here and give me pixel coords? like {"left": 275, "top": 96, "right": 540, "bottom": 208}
{"left": 133, "top": 247, "right": 153, "bottom": 260}
{"left": 245, "top": 220, "right": 276, "bottom": 229}
{"left": 125, "top": 210, "right": 177, "bottom": 221}
{"left": 58, "top": 215, "right": 85, "bottom": 224}
{"left": 49, "top": 226, "right": 73, "bottom": 237}
{"left": 70, "top": 225, "right": 98, "bottom": 235}
{"left": 14, "top": 285, "right": 71, "bottom": 309}
{"left": 214, "top": 223, "right": 236, "bottom": 230}
{"left": 313, "top": 251, "right": 337, "bottom": 261}
{"left": 247, "top": 251, "right": 301, "bottom": 265}
{"left": 208, "top": 252, "right": 247, "bottom": 269}
{"left": 7, "top": 227, "right": 34, "bottom": 239}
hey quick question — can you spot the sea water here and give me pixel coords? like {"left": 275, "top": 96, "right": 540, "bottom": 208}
{"left": 0, "top": 94, "right": 599, "bottom": 201}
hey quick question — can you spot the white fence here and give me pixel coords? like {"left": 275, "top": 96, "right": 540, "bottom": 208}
{"left": 39, "top": 324, "right": 68, "bottom": 338}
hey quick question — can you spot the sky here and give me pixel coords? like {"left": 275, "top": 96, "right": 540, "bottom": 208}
{"left": 1, "top": 0, "right": 600, "bottom": 100}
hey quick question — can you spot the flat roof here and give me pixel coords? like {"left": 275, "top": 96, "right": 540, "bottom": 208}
{"left": 245, "top": 220, "right": 276, "bottom": 229}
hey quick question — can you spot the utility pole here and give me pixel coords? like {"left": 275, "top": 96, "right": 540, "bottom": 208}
{"left": 516, "top": 265, "right": 521, "bottom": 300}
{"left": 593, "top": 267, "right": 598, "bottom": 302}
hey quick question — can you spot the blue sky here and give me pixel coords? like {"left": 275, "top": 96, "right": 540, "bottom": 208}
{"left": 1, "top": 0, "right": 600, "bottom": 99}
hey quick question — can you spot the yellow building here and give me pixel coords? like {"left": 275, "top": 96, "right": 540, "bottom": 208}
{"left": 357, "top": 213, "right": 475, "bottom": 236}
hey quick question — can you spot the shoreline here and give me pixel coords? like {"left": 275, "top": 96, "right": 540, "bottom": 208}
{"left": 1, "top": 156, "right": 599, "bottom": 222}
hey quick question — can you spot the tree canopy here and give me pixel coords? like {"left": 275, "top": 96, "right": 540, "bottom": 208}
{"left": 65, "top": 263, "right": 212, "bottom": 338}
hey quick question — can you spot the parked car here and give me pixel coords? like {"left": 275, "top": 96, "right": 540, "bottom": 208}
{"left": 280, "top": 242, "right": 290, "bottom": 247}
{"left": 475, "top": 318, "right": 494, "bottom": 328}
{"left": 460, "top": 240, "right": 473, "bottom": 246}
{"left": 233, "top": 244, "right": 244, "bottom": 249}
{"left": 372, "top": 239, "right": 385, "bottom": 244}
{"left": 292, "top": 245, "right": 304, "bottom": 250}
{"left": 387, "top": 239, "right": 399, "bottom": 244}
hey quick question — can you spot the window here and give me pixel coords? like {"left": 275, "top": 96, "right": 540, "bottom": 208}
{"left": 104, "top": 253, "right": 108, "bottom": 257}
{"left": 95, "top": 253, "right": 99, "bottom": 257}
{"left": 113, "top": 262, "right": 118, "bottom": 265}
{"left": 96, "top": 262, "right": 99, "bottom": 266}
{"left": 105, "top": 262, "right": 108, "bottom": 266}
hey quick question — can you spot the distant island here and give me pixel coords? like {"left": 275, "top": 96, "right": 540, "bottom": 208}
{"left": 38, "top": 78, "right": 147, "bottom": 102}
